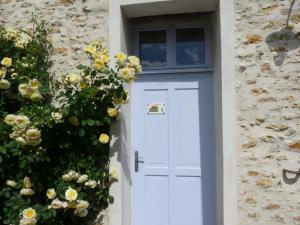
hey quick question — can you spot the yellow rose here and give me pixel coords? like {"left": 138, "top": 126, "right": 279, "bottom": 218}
{"left": 101, "top": 54, "right": 110, "bottom": 63}
{"left": 26, "top": 128, "right": 41, "bottom": 140}
{"left": 74, "top": 208, "right": 88, "bottom": 217}
{"left": 14, "top": 115, "right": 30, "bottom": 129}
{"left": 22, "top": 208, "right": 37, "bottom": 220}
{"left": 115, "top": 52, "right": 127, "bottom": 63}
{"left": 136, "top": 64, "right": 143, "bottom": 74}
{"left": 4, "top": 114, "right": 16, "bottom": 125}
{"left": 65, "top": 187, "right": 78, "bottom": 201}
{"left": 128, "top": 56, "right": 140, "bottom": 67}
{"left": 99, "top": 133, "right": 109, "bottom": 144}
{"left": 1, "top": 57, "right": 12, "bottom": 67}
{"left": 46, "top": 189, "right": 56, "bottom": 199}
{"left": 84, "top": 180, "right": 97, "bottom": 189}
{"left": 107, "top": 108, "right": 117, "bottom": 117}
{"left": 76, "top": 200, "right": 89, "bottom": 210}
{"left": 51, "top": 112, "right": 63, "bottom": 123}
{"left": 26, "top": 138, "right": 41, "bottom": 146}
{"left": 65, "top": 73, "right": 81, "bottom": 84}
{"left": 6, "top": 180, "right": 17, "bottom": 187}
{"left": 49, "top": 199, "right": 67, "bottom": 209}
{"left": 110, "top": 167, "right": 119, "bottom": 180}
{"left": 84, "top": 45, "right": 97, "bottom": 55}
{"left": 93, "top": 58, "right": 105, "bottom": 70}
{"left": 20, "top": 218, "right": 37, "bottom": 225}
{"left": 20, "top": 188, "right": 35, "bottom": 196}
{"left": 18, "top": 84, "right": 32, "bottom": 98}
{"left": 23, "top": 177, "right": 32, "bottom": 188}
{"left": 0, "top": 79, "right": 11, "bottom": 89}
{"left": 77, "top": 174, "right": 88, "bottom": 183}
{"left": 68, "top": 116, "right": 80, "bottom": 126}
{"left": 30, "top": 91, "right": 42, "bottom": 102}
{"left": 29, "top": 79, "right": 41, "bottom": 90}
{"left": 62, "top": 174, "right": 73, "bottom": 182}
{"left": 15, "top": 136, "right": 27, "bottom": 145}
{"left": 0, "top": 69, "right": 6, "bottom": 79}
{"left": 118, "top": 67, "right": 135, "bottom": 82}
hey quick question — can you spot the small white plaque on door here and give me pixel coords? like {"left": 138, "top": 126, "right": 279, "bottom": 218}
{"left": 147, "top": 103, "right": 165, "bottom": 114}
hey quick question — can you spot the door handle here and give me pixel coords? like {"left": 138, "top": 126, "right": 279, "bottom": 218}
{"left": 135, "top": 151, "right": 144, "bottom": 172}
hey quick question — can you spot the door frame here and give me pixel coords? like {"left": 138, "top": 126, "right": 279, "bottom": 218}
{"left": 108, "top": 1, "right": 237, "bottom": 225}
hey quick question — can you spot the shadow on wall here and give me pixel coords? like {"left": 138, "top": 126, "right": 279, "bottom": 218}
{"left": 265, "top": 28, "right": 300, "bottom": 66}
{"left": 265, "top": 0, "right": 300, "bottom": 66}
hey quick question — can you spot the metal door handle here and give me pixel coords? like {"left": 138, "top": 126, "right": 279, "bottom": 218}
{"left": 135, "top": 151, "right": 144, "bottom": 172}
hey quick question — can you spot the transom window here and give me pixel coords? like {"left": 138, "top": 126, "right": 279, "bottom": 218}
{"left": 137, "top": 27, "right": 207, "bottom": 70}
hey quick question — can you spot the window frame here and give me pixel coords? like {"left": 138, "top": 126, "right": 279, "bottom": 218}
{"left": 133, "top": 22, "right": 212, "bottom": 72}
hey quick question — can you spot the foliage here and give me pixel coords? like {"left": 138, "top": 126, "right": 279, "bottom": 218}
{"left": 0, "top": 16, "right": 141, "bottom": 225}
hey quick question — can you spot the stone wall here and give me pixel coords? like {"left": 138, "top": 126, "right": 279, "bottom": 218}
{"left": 235, "top": 0, "right": 300, "bottom": 224}
{"left": 1, "top": 0, "right": 300, "bottom": 225}
{"left": 0, "top": 0, "right": 109, "bottom": 76}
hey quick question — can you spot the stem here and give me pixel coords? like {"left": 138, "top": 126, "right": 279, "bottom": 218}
{"left": 286, "top": 0, "right": 296, "bottom": 27}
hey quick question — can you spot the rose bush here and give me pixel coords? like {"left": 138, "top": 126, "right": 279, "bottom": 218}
{"left": 0, "top": 16, "right": 141, "bottom": 225}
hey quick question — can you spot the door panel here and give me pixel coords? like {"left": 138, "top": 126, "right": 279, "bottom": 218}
{"left": 132, "top": 75, "right": 215, "bottom": 225}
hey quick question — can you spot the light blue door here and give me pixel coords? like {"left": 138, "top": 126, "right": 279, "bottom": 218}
{"left": 132, "top": 74, "right": 215, "bottom": 225}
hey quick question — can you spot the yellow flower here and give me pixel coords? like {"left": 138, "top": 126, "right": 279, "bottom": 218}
{"left": 49, "top": 199, "right": 67, "bottom": 209}
{"left": 77, "top": 174, "right": 88, "bottom": 183}
{"left": 26, "top": 138, "right": 41, "bottom": 146}
{"left": 46, "top": 188, "right": 56, "bottom": 199}
{"left": 6, "top": 180, "right": 17, "bottom": 187}
{"left": 23, "top": 177, "right": 32, "bottom": 189}
{"left": 30, "top": 91, "right": 42, "bottom": 102}
{"left": 0, "top": 79, "right": 11, "bottom": 89}
{"left": 107, "top": 108, "right": 117, "bottom": 117}
{"left": 65, "top": 187, "right": 78, "bottom": 201}
{"left": 20, "top": 188, "right": 35, "bottom": 196}
{"left": 51, "top": 112, "right": 63, "bottom": 123}
{"left": 115, "top": 52, "right": 127, "bottom": 63}
{"left": 118, "top": 67, "right": 135, "bottom": 82}
{"left": 15, "top": 136, "right": 27, "bottom": 145}
{"left": 26, "top": 128, "right": 41, "bottom": 141}
{"left": 20, "top": 218, "right": 37, "bottom": 225}
{"left": 128, "top": 56, "right": 140, "bottom": 67}
{"left": 14, "top": 115, "right": 30, "bottom": 129}
{"left": 76, "top": 200, "right": 89, "bottom": 210}
{"left": 93, "top": 58, "right": 105, "bottom": 70}
{"left": 4, "top": 114, "right": 16, "bottom": 125}
{"left": 136, "top": 64, "right": 143, "bottom": 74}
{"left": 1, "top": 57, "right": 12, "bottom": 67}
{"left": 101, "top": 54, "right": 110, "bottom": 63}
{"left": 84, "top": 45, "right": 97, "bottom": 55}
{"left": 110, "top": 167, "right": 119, "bottom": 180}
{"left": 74, "top": 208, "right": 88, "bottom": 217}
{"left": 68, "top": 116, "right": 80, "bottom": 126}
{"left": 0, "top": 69, "right": 6, "bottom": 79}
{"left": 22, "top": 208, "right": 37, "bottom": 220}
{"left": 99, "top": 133, "right": 109, "bottom": 144}
{"left": 84, "top": 180, "right": 97, "bottom": 189}
{"left": 65, "top": 73, "right": 81, "bottom": 84}
{"left": 18, "top": 84, "right": 32, "bottom": 98}
{"left": 29, "top": 79, "right": 41, "bottom": 90}
{"left": 62, "top": 174, "right": 73, "bottom": 182}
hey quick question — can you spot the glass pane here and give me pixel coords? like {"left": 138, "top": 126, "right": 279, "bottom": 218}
{"left": 140, "top": 30, "right": 167, "bottom": 68}
{"left": 176, "top": 28, "right": 205, "bottom": 66}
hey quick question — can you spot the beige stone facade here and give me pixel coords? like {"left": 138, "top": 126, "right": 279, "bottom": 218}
{"left": 1, "top": 0, "right": 300, "bottom": 224}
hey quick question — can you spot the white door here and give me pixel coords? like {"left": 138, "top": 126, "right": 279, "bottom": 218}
{"left": 132, "top": 74, "right": 215, "bottom": 225}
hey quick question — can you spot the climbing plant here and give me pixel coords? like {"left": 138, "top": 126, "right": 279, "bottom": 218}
{"left": 0, "top": 16, "right": 141, "bottom": 225}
